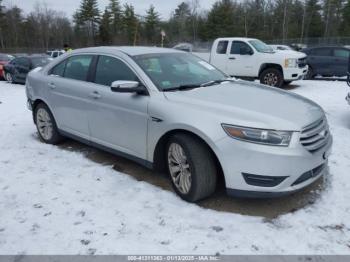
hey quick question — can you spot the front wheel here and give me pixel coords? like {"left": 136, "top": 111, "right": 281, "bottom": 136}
{"left": 260, "top": 68, "right": 283, "bottom": 88}
{"left": 305, "top": 66, "right": 314, "bottom": 80}
{"left": 166, "top": 134, "right": 217, "bottom": 202}
{"left": 34, "top": 103, "right": 63, "bottom": 144}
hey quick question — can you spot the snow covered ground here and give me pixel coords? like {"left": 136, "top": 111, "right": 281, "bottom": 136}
{"left": 0, "top": 80, "right": 350, "bottom": 255}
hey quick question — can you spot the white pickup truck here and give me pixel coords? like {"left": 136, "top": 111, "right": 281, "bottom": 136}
{"left": 193, "top": 38, "right": 308, "bottom": 88}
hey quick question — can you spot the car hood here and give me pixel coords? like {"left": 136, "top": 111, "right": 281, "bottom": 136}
{"left": 163, "top": 81, "right": 324, "bottom": 131}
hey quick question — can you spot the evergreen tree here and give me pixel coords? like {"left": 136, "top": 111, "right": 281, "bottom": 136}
{"left": 99, "top": 8, "right": 112, "bottom": 44}
{"left": 144, "top": 5, "right": 160, "bottom": 45}
{"left": 122, "top": 4, "right": 138, "bottom": 45}
{"left": 305, "top": 0, "right": 323, "bottom": 37}
{"left": 108, "top": 0, "right": 122, "bottom": 42}
{"left": 75, "top": 0, "right": 100, "bottom": 45}
{"left": 341, "top": 0, "right": 350, "bottom": 35}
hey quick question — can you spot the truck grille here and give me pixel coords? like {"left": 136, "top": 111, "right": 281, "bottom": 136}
{"left": 297, "top": 57, "right": 307, "bottom": 68}
{"left": 300, "top": 118, "right": 330, "bottom": 153}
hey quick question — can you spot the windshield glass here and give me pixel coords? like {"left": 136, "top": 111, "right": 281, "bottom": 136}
{"left": 133, "top": 53, "right": 226, "bottom": 91}
{"left": 32, "top": 57, "right": 52, "bottom": 68}
{"left": 249, "top": 40, "right": 274, "bottom": 53}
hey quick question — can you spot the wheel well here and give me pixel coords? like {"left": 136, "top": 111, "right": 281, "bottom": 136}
{"left": 32, "top": 99, "right": 46, "bottom": 124}
{"left": 259, "top": 63, "right": 284, "bottom": 77}
{"left": 153, "top": 129, "right": 226, "bottom": 188}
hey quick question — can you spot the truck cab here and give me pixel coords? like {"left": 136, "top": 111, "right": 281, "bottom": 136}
{"left": 195, "top": 38, "right": 308, "bottom": 88}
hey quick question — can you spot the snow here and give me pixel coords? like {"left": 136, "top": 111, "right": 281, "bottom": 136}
{"left": 0, "top": 80, "right": 350, "bottom": 255}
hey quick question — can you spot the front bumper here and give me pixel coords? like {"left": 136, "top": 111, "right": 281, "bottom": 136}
{"left": 215, "top": 133, "right": 332, "bottom": 198}
{"left": 346, "top": 93, "right": 350, "bottom": 105}
{"left": 284, "top": 66, "right": 308, "bottom": 81}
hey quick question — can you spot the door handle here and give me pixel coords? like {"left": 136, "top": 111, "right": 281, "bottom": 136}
{"left": 89, "top": 91, "right": 101, "bottom": 99}
{"left": 48, "top": 83, "right": 56, "bottom": 89}
{"left": 229, "top": 57, "right": 236, "bottom": 60}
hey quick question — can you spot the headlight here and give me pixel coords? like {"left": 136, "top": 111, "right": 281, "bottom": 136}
{"left": 222, "top": 124, "right": 292, "bottom": 146}
{"left": 284, "top": 58, "right": 297, "bottom": 68}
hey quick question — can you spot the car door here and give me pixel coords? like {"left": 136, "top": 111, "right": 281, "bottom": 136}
{"left": 87, "top": 55, "right": 150, "bottom": 160}
{"left": 47, "top": 54, "right": 95, "bottom": 140}
{"left": 226, "top": 41, "right": 255, "bottom": 77}
{"left": 308, "top": 48, "right": 332, "bottom": 76}
{"left": 332, "top": 48, "right": 350, "bottom": 76}
{"left": 14, "top": 57, "right": 31, "bottom": 83}
{"left": 210, "top": 40, "right": 229, "bottom": 73}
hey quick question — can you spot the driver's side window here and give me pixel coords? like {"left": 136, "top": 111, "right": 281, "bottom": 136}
{"left": 94, "top": 55, "right": 138, "bottom": 86}
{"left": 230, "top": 41, "right": 253, "bottom": 55}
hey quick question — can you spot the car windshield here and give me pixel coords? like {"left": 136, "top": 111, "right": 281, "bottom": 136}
{"left": 249, "top": 40, "right": 274, "bottom": 53}
{"left": 133, "top": 53, "right": 227, "bottom": 91}
{"left": 31, "top": 57, "right": 52, "bottom": 68}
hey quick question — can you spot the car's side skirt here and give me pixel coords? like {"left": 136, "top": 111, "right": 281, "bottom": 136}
{"left": 59, "top": 129, "right": 154, "bottom": 170}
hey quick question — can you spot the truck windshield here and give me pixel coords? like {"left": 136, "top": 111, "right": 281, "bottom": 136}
{"left": 249, "top": 40, "right": 274, "bottom": 53}
{"left": 133, "top": 53, "right": 226, "bottom": 91}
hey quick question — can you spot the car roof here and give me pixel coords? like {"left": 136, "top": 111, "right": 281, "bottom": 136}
{"left": 70, "top": 46, "right": 184, "bottom": 56}
{"left": 214, "top": 37, "right": 257, "bottom": 42}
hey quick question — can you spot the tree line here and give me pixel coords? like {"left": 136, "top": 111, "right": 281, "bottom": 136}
{"left": 0, "top": 0, "right": 350, "bottom": 51}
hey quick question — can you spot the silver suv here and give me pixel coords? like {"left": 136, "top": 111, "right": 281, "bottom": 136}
{"left": 26, "top": 47, "right": 332, "bottom": 202}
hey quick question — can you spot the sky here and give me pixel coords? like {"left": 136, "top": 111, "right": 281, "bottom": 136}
{"left": 3, "top": 0, "right": 218, "bottom": 20}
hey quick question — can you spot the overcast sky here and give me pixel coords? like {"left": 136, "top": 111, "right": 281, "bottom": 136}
{"left": 3, "top": 0, "right": 218, "bottom": 19}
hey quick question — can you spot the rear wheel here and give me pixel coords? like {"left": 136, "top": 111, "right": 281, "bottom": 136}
{"left": 260, "top": 68, "right": 283, "bottom": 88}
{"left": 34, "top": 103, "right": 63, "bottom": 144}
{"left": 5, "top": 72, "right": 13, "bottom": 83}
{"left": 166, "top": 134, "right": 217, "bottom": 202}
{"left": 305, "top": 66, "right": 314, "bottom": 80}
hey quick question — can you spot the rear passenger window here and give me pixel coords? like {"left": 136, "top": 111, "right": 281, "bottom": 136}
{"left": 216, "top": 41, "right": 228, "bottom": 54}
{"left": 94, "top": 56, "right": 138, "bottom": 86}
{"left": 50, "top": 61, "right": 66, "bottom": 77}
{"left": 64, "top": 55, "right": 93, "bottom": 81}
{"left": 311, "top": 48, "right": 332, "bottom": 56}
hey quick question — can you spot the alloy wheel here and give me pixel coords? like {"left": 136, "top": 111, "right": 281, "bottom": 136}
{"left": 36, "top": 108, "right": 54, "bottom": 141}
{"left": 6, "top": 73, "right": 13, "bottom": 83}
{"left": 263, "top": 72, "right": 278, "bottom": 86}
{"left": 168, "top": 143, "right": 192, "bottom": 194}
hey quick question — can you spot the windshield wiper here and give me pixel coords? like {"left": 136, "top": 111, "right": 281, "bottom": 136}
{"left": 162, "top": 84, "right": 202, "bottom": 92}
{"left": 200, "top": 79, "right": 235, "bottom": 87}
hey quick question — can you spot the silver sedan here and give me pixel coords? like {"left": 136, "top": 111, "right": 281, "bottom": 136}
{"left": 26, "top": 47, "right": 332, "bottom": 202}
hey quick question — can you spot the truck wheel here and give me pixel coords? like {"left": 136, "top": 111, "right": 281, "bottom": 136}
{"left": 166, "top": 133, "right": 217, "bottom": 202}
{"left": 260, "top": 68, "right": 283, "bottom": 88}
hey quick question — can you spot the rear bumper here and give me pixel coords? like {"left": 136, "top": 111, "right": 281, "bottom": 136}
{"left": 284, "top": 66, "right": 308, "bottom": 81}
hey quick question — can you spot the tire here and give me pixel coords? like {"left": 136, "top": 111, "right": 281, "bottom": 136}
{"left": 259, "top": 68, "right": 284, "bottom": 88}
{"left": 166, "top": 133, "right": 217, "bottom": 202}
{"left": 305, "top": 66, "right": 314, "bottom": 80}
{"left": 34, "top": 103, "right": 63, "bottom": 144}
{"left": 5, "top": 71, "right": 14, "bottom": 84}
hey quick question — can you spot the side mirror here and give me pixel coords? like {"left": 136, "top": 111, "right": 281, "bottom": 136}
{"left": 111, "top": 80, "right": 148, "bottom": 95}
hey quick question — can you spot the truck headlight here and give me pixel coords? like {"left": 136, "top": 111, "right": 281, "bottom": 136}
{"left": 284, "top": 58, "right": 297, "bottom": 68}
{"left": 222, "top": 124, "right": 292, "bottom": 146}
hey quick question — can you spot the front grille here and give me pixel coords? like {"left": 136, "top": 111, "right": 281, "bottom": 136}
{"left": 298, "top": 57, "right": 307, "bottom": 68}
{"left": 292, "top": 164, "right": 325, "bottom": 186}
{"left": 300, "top": 118, "right": 330, "bottom": 153}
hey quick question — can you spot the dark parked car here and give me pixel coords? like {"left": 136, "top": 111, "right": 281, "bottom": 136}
{"left": 3, "top": 55, "right": 52, "bottom": 84}
{"left": 302, "top": 46, "right": 350, "bottom": 79}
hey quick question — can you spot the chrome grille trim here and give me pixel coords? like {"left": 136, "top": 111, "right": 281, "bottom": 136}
{"left": 300, "top": 117, "right": 330, "bottom": 153}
